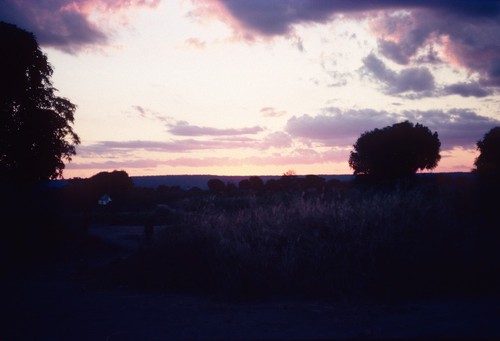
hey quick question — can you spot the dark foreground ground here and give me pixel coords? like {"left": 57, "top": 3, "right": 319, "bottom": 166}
{"left": 2, "top": 224, "right": 500, "bottom": 340}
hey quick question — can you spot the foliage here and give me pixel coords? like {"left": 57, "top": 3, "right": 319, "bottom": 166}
{"left": 64, "top": 170, "right": 134, "bottom": 210}
{"left": 207, "top": 178, "right": 225, "bottom": 193}
{"left": 87, "top": 170, "right": 133, "bottom": 195}
{"left": 104, "top": 175, "right": 499, "bottom": 301}
{"left": 239, "top": 176, "right": 264, "bottom": 191}
{"left": 473, "top": 126, "right": 500, "bottom": 177}
{"left": 0, "top": 22, "right": 79, "bottom": 184}
{"left": 349, "top": 121, "right": 441, "bottom": 180}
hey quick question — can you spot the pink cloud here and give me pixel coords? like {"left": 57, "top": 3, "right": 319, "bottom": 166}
{"left": 0, "top": 0, "right": 160, "bottom": 52}
{"left": 167, "top": 121, "right": 264, "bottom": 136}
{"left": 370, "top": 9, "right": 500, "bottom": 86}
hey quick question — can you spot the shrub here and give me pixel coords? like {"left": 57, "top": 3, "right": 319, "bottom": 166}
{"left": 106, "top": 183, "right": 498, "bottom": 301}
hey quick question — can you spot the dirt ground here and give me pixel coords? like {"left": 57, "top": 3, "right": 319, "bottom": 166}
{"left": 2, "top": 224, "right": 500, "bottom": 340}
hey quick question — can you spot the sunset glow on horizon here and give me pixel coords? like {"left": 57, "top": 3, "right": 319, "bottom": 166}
{"left": 2, "top": 1, "right": 499, "bottom": 179}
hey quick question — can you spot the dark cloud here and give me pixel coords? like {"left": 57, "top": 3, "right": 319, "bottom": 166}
{"left": 371, "top": 9, "right": 500, "bottom": 86}
{"left": 197, "top": 1, "right": 500, "bottom": 38}
{"left": 363, "top": 54, "right": 494, "bottom": 98}
{"left": 443, "top": 82, "right": 493, "bottom": 98}
{"left": 0, "top": 0, "right": 159, "bottom": 52}
{"left": 286, "top": 107, "right": 500, "bottom": 150}
{"left": 196, "top": 1, "right": 500, "bottom": 86}
{"left": 377, "top": 25, "right": 432, "bottom": 65}
{"left": 361, "top": 53, "right": 435, "bottom": 97}
{"left": 167, "top": 121, "right": 264, "bottom": 136}
{"left": 202, "top": 1, "right": 499, "bottom": 37}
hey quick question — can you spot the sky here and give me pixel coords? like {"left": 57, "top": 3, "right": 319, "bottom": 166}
{"left": 1, "top": 0, "right": 500, "bottom": 178}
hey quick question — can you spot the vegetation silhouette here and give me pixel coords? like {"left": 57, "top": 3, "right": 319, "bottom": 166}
{"left": 207, "top": 178, "right": 225, "bottom": 193}
{"left": 0, "top": 22, "right": 79, "bottom": 185}
{"left": 472, "top": 126, "right": 500, "bottom": 213}
{"left": 64, "top": 170, "right": 134, "bottom": 211}
{"left": 349, "top": 121, "right": 441, "bottom": 182}
{"left": 473, "top": 126, "right": 500, "bottom": 178}
{"left": 87, "top": 172, "right": 498, "bottom": 302}
{"left": 0, "top": 22, "right": 80, "bottom": 264}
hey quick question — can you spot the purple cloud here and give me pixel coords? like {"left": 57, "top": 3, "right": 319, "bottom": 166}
{"left": 167, "top": 121, "right": 264, "bottom": 136}
{"left": 371, "top": 9, "right": 500, "bottom": 86}
{"left": 286, "top": 108, "right": 500, "bottom": 151}
{"left": 403, "top": 109, "right": 500, "bottom": 149}
{"left": 79, "top": 129, "right": 289, "bottom": 156}
{"left": 0, "top": 0, "right": 159, "bottom": 52}
{"left": 286, "top": 109, "right": 398, "bottom": 144}
{"left": 443, "top": 82, "right": 493, "bottom": 98}
{"left": 195, "top": 1, "right": 499, "bottom": 37}
{"left": 361, "top": 53, "right": 435, "bottom": 97}
{"left": 193, "top": 1, "right": 500, "bottom": 86}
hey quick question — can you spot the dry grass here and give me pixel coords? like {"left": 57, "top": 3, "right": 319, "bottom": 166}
{"left": 107, "top": 183, "right": 500, "bottom": 301}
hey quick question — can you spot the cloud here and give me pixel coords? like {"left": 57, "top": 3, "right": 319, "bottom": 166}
{"left": 443, "top": 82, "right": 493, "bottom": 98}
{"left": 362, "top": 54, "right": 494, "bottom": 98}
{"left": 84, "top": 139, "right": 254, "bottom": 153}
{"left": 66, "top": 158, "right": 160, "bottom": 170}
{"left": 286, "top": 109, "right": 398, "bottom": 145}
{"left": 260, "top": 107, "right": 287, "bottom": 118}
{"left": 192, "top": 1, "right": 499, "bottom": 37}
{"left": 192, "top": 1, "right": 500, "bottom": 86}
{"left": 131, "top": 105, "right": 173, "bottom": 122}
{"left": 0, "top": 0, "right": 159, "bottom": 52}
{"left": 403, "top": 109, "right": 500, "bottom": 149}
{"left": 70, "top": 147, "right": 348, "bottom": 171}
{"left": 79, "top": 129, "right": 289, "bottom": 155}
{"left": 361, "top": 53, "right": 436, "bottom": 97}
{"left": 286, "top": 108, "right": 500, "bottom": 151}
{"left": 370, "top": 9, "right": 500, "bottom": 86}
{"left": 167, "top": 121, "right": 264, "bottom": 136}
{"left": 160, "top": 148, "right": 348, "bottom": 168}
{"left": 262, "top": 132, "right": 293, "bottom": 149}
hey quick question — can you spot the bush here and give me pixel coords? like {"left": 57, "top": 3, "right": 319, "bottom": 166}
{"left": 106, "top": 182, "right": 499, "bottom": 301}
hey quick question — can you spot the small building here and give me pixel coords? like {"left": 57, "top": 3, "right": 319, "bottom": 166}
{"left": 98, "top": 194, "right": 112, "bottom": 206}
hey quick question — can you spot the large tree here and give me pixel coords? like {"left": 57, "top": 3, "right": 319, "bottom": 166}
{"left": 473, "top": 126, "right": 500, "bottom": 176}
{"left": 0, "top": 22, "right": 80, "bottom": 184}
{"left": 349, "top": 121, "right": 441, "bottom": 180}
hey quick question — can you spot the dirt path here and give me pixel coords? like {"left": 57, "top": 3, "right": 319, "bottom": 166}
{"left": 2, "top": 225, "right": 500, "bottom": 340}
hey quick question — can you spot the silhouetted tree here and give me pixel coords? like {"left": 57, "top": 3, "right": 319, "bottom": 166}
{"left": 88, "top": 170, "right": 133, "bottom": 197}
{"left": 64, "top": 170, "right": 133, "bottom": 210}
{"left": 207, "top": 178, "right": 225, "bottom": 193}
{"left": 0, "top": 22, "right": 79, "bottom": 185}
{"left": 473, "top": 127, "right": 500, "bottom": 177}
{"left": 238, "top": 179, "right": 251, "bottom": 191}
{"left": 226, "top": 182, "right": 237, "bottom": 193}
{"left": 248, "top": 176, "right": 264, "bottom": 191}
{"left": 349, "top": 121, "right": 441, "bottom": 180}
{"left": 304, "top": 175, "right": 325, "bottom": 191}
